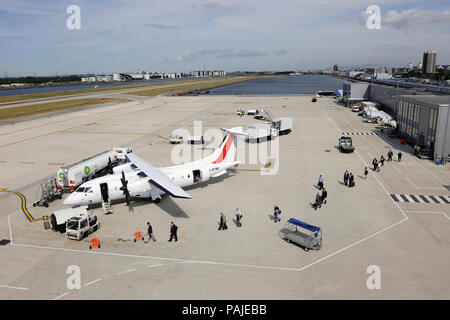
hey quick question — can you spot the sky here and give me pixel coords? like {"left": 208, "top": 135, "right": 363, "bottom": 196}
{"left": 0, "top": 0, "right": 449, "bottom": 76}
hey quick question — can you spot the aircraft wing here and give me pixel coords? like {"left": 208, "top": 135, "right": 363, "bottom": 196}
{"left": 126, "top": 153, "right": 191, "bottom": 199}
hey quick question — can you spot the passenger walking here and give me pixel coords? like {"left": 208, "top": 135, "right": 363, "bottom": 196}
{"left": 398, "top": 151, "right": 402, "bottom": 162}
{"left": 168, "top": 222, "right": 178, "bottom": 242}
{"left": 349, "top": 173, "right": 355, "bottom": 187}
{"left": 146, "top": 222, "right": 156, "bottom": 242}
{"left": 380, "top": 155, "right": 385, "bottom": 166}
{"left": 364, "top": 167, "right": 368, "bottom": 179}
{"left": 372, "top": 158, "right": 378, "bottom": 171}
{"left": 321, "top": 188, "right": 327, "bottom": 205}
{"left": 218, "top": 212, "right": 228, "bottom": 230}
{"left": 344, "top": 170, "right": 349, "bottom": 186}
{"left": 313, "top": 193, "right": 322, "bottom": 210}
{"left": 235, "top": 208, "right": 242, "bottom": 227}
{"left": 273, "top": 204, "right": 281, "bottom": 222}
{"left": 388, "top": 150, "right": 393, "bottom": 162}
{"left": 318, "top": 175, "right": 324, "bottom": 190}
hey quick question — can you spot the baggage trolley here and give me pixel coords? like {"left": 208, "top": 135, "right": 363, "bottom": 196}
{"left": 279, "top": 218, "right": 322, "bottom": 252}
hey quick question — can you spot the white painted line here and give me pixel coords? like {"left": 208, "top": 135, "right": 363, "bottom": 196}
{"left": 83, "top": 278, "right": 101, "bottom": 287}
{"left": 148, "top": 264, "right": 164, "bottom": 268}
{"left": 422, "top": 195, "right": 434, "bottom": 203}
{"left": 405, "top": 177, "right": 446, "bottom": 190}
{"left": 404, "top": 210, "right": 450, "bottom": 220}
{"left": 393, "top": 165, "right": 402, "bottom": 174}
{"left": 53, "top": 292, "right": 69, "bottom": 300}
{"left": 8, "top": 213, "right": 14, "bottom": 245}
{"left": 0, "top": 284, "right": 29, "bottom": 291}
{"left": 367, "top": 152, "right": 373, "bottom": 159}
{"left": 116, "top": 268, "right": 136, "bottom": 275}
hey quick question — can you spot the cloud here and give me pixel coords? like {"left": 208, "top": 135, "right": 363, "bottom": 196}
{"left": 359, "top": 9, "right": 450, "bottom": 32}
{"left": 143, "top": 23, "right": 182, "bottom": 29}
{"left": 163, "top": 49, "right": 267, "bottom": 62}
{"left": 191, "top": 1, "right": 238, "bottom": 14}
{"left": 274, "top": 49, "right": 287, "bottom": 56}
{"left": 383, "top": 9, "right": 450, "bottom": 31}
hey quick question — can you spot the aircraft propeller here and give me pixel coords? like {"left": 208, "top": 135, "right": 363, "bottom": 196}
{"left": 106, "top": 157, "right": 114, "bottom": 174}
{"left": 119, "top": 170, "right": 131, "bottom": 206}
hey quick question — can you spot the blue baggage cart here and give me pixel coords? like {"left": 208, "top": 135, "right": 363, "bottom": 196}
{"left": 280, "top": 218, "right": 322, "bottom": 251}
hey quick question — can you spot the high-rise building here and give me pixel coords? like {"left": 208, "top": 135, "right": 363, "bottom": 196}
{"left": 333, "top": 64, "right": 338, "bottom": 72}
{"left": 422, "top": 50, "right": 437, "bottom": 74}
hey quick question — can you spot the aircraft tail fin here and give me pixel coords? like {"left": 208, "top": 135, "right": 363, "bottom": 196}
{"left": 208, "top": 127, "right": 247, "bottom": 164}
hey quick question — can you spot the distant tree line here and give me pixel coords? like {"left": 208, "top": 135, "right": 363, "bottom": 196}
{"left": 0, "top": 75, "right": 82, "bottom": 85}
{"left": 401, "top": 69, "right": 450, "bottom": 81}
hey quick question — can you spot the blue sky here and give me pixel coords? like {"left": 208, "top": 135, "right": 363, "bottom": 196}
{"left": 0, "top": 0, "right": 449, "bottom": 75}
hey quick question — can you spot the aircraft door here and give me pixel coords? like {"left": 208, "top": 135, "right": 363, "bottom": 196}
{"left": 100, "top": 183, "right": 109, "bottom": 202}
{"left": 192, "top": 170, "right": 202, "bottom": 183}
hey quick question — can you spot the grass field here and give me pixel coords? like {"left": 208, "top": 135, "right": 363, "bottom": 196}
{"left": 0, "top": 77, "right": 255, "bottom": 104}
{"left": 0, "top": 98, "right": 130, "bottom": 120}
{"left": 128, "top": 76, "right": 258, "bottom": 97}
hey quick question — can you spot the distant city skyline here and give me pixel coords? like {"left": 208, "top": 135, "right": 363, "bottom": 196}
{"left": 1, "top": 0, "right": 449, "bottom": 76}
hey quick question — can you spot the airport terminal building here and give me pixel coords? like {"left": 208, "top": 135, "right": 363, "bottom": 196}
{"left": 342, "top": 81, "right": 450, "bottom": 163}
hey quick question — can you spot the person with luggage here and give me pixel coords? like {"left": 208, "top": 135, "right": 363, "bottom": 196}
{"left": 344, "top": 170, "right": 349, "bottom": 186}
{"left": 235, "top": 208, "right": 242, "bottom": 227}
{"left": 313, "top": 193, "right": 322, "bottom": 210}
{"left": 349, "top": 173, "right": 355, "bottom": 187}
{"left": 372, "top": 158, "right": 378, "bottom": 171}
{"left": 321, "top": 189, "right": 327, "bottom": 205}
{"left": 218, "top": 212, "right": 228, "bottom": 230}
{"left": 317, "top": 175, "right": 324, "bottom": 190}
{"left": 388, "top": 150, "right": 393, "bottom": 162}
{"left": 273, "top": 204, "right": 281, "bottom": 222}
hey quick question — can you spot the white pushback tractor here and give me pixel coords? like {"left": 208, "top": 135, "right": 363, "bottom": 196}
{"left": 57, "top": 147, "right": 131, "bottom": 191}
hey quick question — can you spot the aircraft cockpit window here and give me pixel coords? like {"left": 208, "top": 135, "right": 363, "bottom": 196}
{"left": 84, "top": 187, "right": 92, "bottom": 193}
{"left": 75, "top": 187, "right": 85, "bottom": 192}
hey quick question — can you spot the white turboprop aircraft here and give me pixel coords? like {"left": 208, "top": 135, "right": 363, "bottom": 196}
{"left": 63, "top": 127, "right": 246, "bottom": 207}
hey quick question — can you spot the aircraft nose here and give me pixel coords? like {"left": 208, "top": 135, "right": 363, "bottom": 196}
{"left": 63, "top": 195, "right": 75, "bottom": 206}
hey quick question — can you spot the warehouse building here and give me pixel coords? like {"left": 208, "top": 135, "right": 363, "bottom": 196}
{"left": 397, "top": 95, "right": 450, "bottom": 163}
{"left": 342, "top": 81, "right": 450, "bottom": 163}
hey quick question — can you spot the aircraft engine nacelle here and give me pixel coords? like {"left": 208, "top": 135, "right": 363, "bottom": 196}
{"left": 113, "top": 163, "right": 136, "bottom": 175}
{"left": 128, "top": 179, "right": 151, "bottom": 198}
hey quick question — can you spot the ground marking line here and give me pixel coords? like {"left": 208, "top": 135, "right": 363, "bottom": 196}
{"left": 83, "top": 278, "right": 101, "bottom": 287}
{"left": 393, "top": 165, "right": 402, "bottom": 174}
{"left": 8, "top": 214, "right": 14, "bottom": 245}
{"left": 0, "top": 285, "right": 29, "bottom": 291}
{"left": 116, "top": 269, "right": 136, "bottom": 275}
{"left": 403, "top": 210, "right": 449, "bottom": 220}
{"left": 148, "top": 264, "right": 165, "bottom": 268}
{"left": 53, "top": 292, "right": 69, "bottom": 300}
{"left": 405, "top": 177, "right": 446, "bottom": 190}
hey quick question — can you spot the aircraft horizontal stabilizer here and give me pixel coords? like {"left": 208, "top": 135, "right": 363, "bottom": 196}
{"left": 220, "top": 127, "right": 249, "bottom": 136}
{"left": 126, "top": 153, "right": 191, "bottom": 199}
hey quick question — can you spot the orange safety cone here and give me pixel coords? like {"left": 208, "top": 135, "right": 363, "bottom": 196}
{"left": 89, "top": 237, "right": 100, "bottom": 249}
{"left": 133, "top": 231, "right": 143, "bottom": 242}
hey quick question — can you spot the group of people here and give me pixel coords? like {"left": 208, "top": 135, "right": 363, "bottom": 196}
{"left": 372, "top": 149, "right": 402, "bottom": 173}
{"left": 343, "top": 171, "right": 355, "bottom": 187}
{"left": 145, "top": 221, "right": 179, "bottom": 243}
{"left": 218, "top": 208, "right": 243, "bottom": 230}
{"left": 313, "top": 175, "right": 328, "bottom": 210}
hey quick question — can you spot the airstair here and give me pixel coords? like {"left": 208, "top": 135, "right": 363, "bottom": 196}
{"left": 102, "top": 200, "right": 113, "bottom": 214}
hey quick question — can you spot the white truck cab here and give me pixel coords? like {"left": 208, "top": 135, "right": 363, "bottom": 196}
{"left": 66, "top": 214, "right": 100, "bottom": 240}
